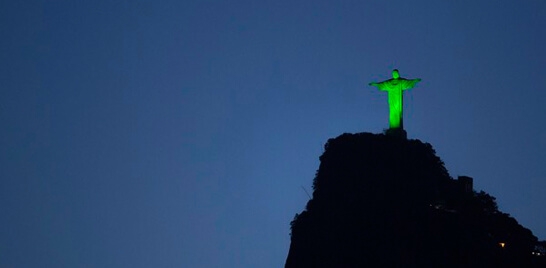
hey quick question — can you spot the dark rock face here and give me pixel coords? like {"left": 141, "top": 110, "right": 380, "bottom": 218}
{"left": 285, "top": 133, "right": 544, "bottom": 267}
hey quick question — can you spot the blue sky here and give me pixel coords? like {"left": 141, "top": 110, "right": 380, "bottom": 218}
{"left": 1, "top": 0, "right": 545, "bottom": 267}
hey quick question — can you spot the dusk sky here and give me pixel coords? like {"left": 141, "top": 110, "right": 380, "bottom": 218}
{"left": 1, "top": 1, "right": 545, "bottom": 267}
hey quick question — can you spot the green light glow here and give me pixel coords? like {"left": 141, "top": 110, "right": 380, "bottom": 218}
{"left": 369, "top": 69, "right": 421, "bottom": 129}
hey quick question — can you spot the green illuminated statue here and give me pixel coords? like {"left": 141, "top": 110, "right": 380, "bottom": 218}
{"left": 369, "top": 69, "right": 421, "bottom": 130}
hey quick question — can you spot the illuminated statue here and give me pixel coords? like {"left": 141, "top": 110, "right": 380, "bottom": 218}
{"left": 369, "top": 69, "right": 421, "bottom": 130}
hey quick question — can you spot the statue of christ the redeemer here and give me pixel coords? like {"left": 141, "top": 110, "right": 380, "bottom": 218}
{"left": 369, "top": 69, "right": 421, "bottom": 131}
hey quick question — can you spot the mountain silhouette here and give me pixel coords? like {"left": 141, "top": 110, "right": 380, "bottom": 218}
{"left": 285, "top": 132, "right": 545, "bottom": 267}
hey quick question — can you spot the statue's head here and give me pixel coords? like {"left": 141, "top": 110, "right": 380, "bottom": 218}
{"left": 392, "top": 69, "right": 400, "bottom": 79}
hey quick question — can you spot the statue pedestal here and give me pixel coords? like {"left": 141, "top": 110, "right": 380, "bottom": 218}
{"left": 385, "top": 128, "right": 407, "bottom": 139}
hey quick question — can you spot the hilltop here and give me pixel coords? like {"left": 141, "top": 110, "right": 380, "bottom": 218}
{"left": 285, "top": 133, "right": 545, "bottom": 267}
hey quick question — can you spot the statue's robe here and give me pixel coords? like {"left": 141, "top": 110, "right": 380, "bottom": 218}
{"left": 372, "top": 78, "right": 421, "bottom": 129}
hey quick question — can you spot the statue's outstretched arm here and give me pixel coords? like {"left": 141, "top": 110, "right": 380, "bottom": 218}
{"left": 369, "top": 82, "right": 388, "bottom": 91}
{"left": 403, "top": 78, "right": 421, "bottom": 89}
